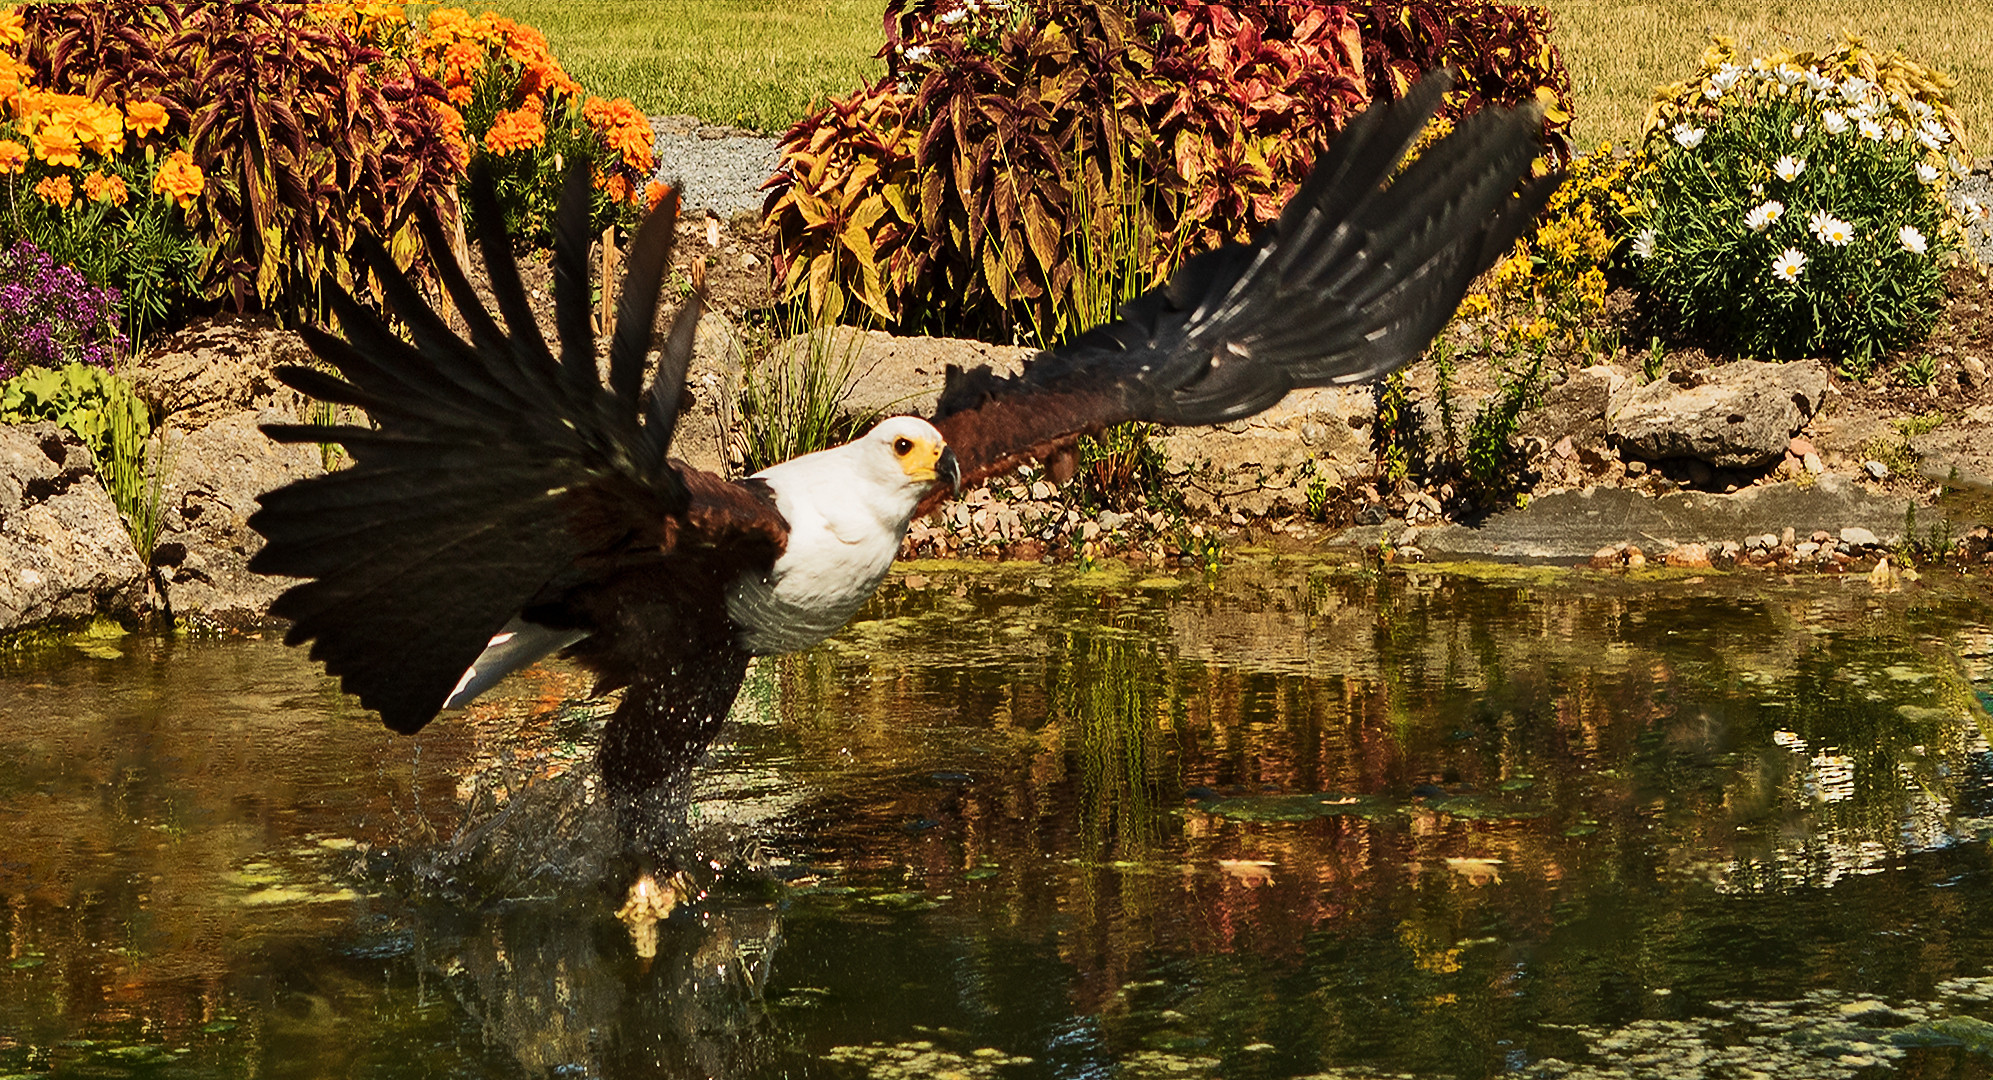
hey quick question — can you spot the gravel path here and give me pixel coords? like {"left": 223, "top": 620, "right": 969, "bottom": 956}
{"left": 647, "top": 117, "right": 782, "bottom": 221}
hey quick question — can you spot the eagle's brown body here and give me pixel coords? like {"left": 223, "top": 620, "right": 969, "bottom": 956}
{"left": 251, "top": 70, "right": 1561, "bottom": 807}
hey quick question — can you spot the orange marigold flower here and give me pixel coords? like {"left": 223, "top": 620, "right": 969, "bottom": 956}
{"left": 0, "top": 8, "right": 23, "bottom": 50}
{"left": 83, "top": 170, "right": 128, "bottom": 206}
{"left": 0, "top": 55, "right": 31, "bottom": 101}
{"left": 644, "top": 180, "right": 673, "bottom": 213}
{"left": 76, "top": 100, "right": 125, "bottom": 156}
{"left": 34, "top": 173, "right": 73, "bottom": 209}
{"left": 32, "top": 126, "right": 81, "bottom": 168}
{"left": 584, "top": 96, "right": 655, "bottom": 171}
{"left": 126, "top": 100, "right": 169, "bottom": 138}
{"left": 602, "top": 173, "right": 631, "bottom": 203}
{"left": 483, "top": 102, "right": 545, "bottom": 155}
{"left": 153, "top": 148, "right": 204, "bottom": 210}
{"left": 0, "top": 139, "right": 27, "bottom": 173}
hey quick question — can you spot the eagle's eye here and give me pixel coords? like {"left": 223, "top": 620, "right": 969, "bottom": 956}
{"left": 893, "top": 436, "right": 914, "bottom": 456}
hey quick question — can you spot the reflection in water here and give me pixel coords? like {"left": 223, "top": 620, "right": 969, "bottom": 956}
{"left": 1, "top": 562, "right": 1991, "bottom": 1078}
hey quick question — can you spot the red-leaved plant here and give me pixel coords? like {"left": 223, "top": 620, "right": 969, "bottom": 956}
{"left": 768, "top": 0, "right": 1570, "bottom": 343}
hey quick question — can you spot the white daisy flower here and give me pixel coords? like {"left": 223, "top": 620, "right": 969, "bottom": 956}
{"left": 1916, "top": 162, "right": 1940, "bottom": 184}
{"left": 1806, "top": 70, "right": 1833, "bottom": 94}
{"left": 1965, "top": 197, "right": 1990, "bottom": 225}
{"left": 1776, "top": 65, "right": 1804, "bottom": 86}
{"left": 1791, "top": 122, "right": 1806, "bottom": 139}
{"left": 1899, "top": 225, "right": 1927, "bottom": 254}
{"left": 1888, "top": 120, "right": 1907, "bottom": 142}
{"left": 1672, "top": 123, "right": 1707, "bottom": 149}
{"left": 1630, "top": 228, "right": 1658, "bottom": 260}
{"left": 1918, "top": 119, "right": 1950, "bottom": 148}
{"left": 1859, "top": 117, "right": 1885, "bottom": 141}
{"left": 1773, "top": 248, "right": 1807, "bottom": 283}
{"left": 1711, "top": 64, "right": 1743, "bottom": 92}
{"left": 1745, "top": 200, "right": 1784, "bottom": 232}
{"left": 1807, "top": 210, "right": 1854, "bottom": 246}
{"left": 1773, "top": 155, "right": 1805, "bottom": 182}
{"left": 901, "top": 44, "right": 934, "bottom": 63}
{"left": 1841, "top": 76, "right": 1873, "bottom": 101}
{"left": 939, "top": 6, "right": 968, "bottom": 22}
{"left": 1704, "top": 85, "right": 1721, "bottom": 102}
{"left": 1821, "top": 109, "right": 1849, "bottom": 135}
{"left": 1951, "top": 156, "right": 1972, "bottom": 180}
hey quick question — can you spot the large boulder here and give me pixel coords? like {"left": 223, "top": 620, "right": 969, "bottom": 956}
{"left": 150, "top": 409, "right": 324, "bottom": 626}
{"left": 1911, "top": 402, "right": 1993, "bottom": 491}
{"left": 1610, "top": 360, "right": 1829, "bottom": 468}
{"left": 1159, "top": 386, "right": 1376, "bottom": 515}
{"left": 0, "top": 422, "right": 147, "bottom": 633}
{"left": 126, "top": 315, "right": 316, "bottom": 431}
{"left": 784, "top": 327, "right": 1033, "bottom": 420}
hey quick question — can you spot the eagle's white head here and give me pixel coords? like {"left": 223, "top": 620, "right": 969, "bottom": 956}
{"left": 853, "top": 415, "right": 959, "bottom": 503}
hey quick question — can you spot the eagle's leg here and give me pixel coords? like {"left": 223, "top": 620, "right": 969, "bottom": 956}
{"left": 597, "top": 645, "right": 753, "bottom": 955}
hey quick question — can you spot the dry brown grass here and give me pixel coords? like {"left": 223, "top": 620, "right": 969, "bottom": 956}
{"left": 1536, "top": 1, "right": 1992, "bottom": 153}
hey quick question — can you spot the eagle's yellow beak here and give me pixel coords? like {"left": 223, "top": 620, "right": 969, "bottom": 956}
{"left": 899, "top": 438, "right": 961, "bottom": 494}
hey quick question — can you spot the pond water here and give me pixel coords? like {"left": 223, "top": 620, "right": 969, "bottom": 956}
{"left": 3, "top": 558, "right": 1993, "bottom": 1080}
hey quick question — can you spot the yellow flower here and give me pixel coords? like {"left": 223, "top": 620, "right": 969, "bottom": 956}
{"left": 152, "top": 148, "right": 204, "bottom": 209}
{"left": 76, "top": 100, "right": 125, "bottom": 156}
{"left": 83, "top": 170, "right": 128, "bottom": 206}
{"left": 126, "top": 100, "right": 169, "bottom": 138}
{"left": 33, "top": 173, "right": 73, "bottom": 209}
{"left": 32, "top": 126, "right": 81, "bottom": 168}
{"left": 0, "top": 139, "right": 27, "bottom": 173}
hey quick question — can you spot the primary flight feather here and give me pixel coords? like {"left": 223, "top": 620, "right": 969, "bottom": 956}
{"left": 251, "top": 70, "right": 1560, "bottom": 801}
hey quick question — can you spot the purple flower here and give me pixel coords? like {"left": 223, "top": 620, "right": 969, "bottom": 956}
{"left": 0, "top": 241, "right": 128, "bottom": 381}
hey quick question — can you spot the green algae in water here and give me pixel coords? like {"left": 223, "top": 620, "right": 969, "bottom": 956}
{"left": 1195, "top": 792, "right": 1398, "bottom": 822}
{"left": 1194, "top": 791, "right": 1544, "bottom": 823}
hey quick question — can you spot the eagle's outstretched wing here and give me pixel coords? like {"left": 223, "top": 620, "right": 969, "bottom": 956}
{"left": 249, "top": 165, "right": 782, "bottom": 737}
{"left": 925, "top": 69, "right": 1561, "bottom": 496}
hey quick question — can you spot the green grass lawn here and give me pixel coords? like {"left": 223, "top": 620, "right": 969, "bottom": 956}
{"left": 466, "top": 1, "right": 883, "bottom": 133}
{"left": 477, "top": 1, "right": 1989, "bottom": 155}
{"left": 1535, "top": 0, "right": 1992, "bottom": 151}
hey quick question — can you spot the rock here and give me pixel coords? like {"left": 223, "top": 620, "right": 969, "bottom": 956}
{"left": 1159, "top": 386, "right": 1376, "bottom": 515}
{"left": 1526, "top": 364, "right": 1624, "bottom": 460}
{"left": 1665, "top": 542, "right": 1712, "bottom": 569}
{"left": 1962, "top": 356, "right": 1987, "bottom": 388}
{"left": 1624, "top": 460, "right": 1647, "bottom": 477}
{"left": 1839, "top": 526, "right": 1879, "bottom": 548}
{"left": 767, "top": 326, "right": 1032, "bottom": 421}
{"left": 1334, "top": 477, "right": 1917, "bottom": 563}
{"left": 127, "top": 315, "right": 317, "bottom": 431}
{"left": 1863, "top": 460, "right": 1890, "bottom": 480}
{"left": 1624, "top": 545, "right": 1647, "bottom": 568}
{"left": 1610, "top": 359, "right": 1829, "bottom": 468}
{"left": 0, "top": 422, "right": 147, "bottom": 633}
{"left": 1803, "top": 452, "right": 1824, "bottom": 475}
{"left": 1788, "top": 436, "right": 1817, "bottom": 457}
{"left": 1910, "top": 403, "right": 1993, "bottom": 489}
{"left": 1589, "top": 545, "right": 1621, "bottom": 569}
{"left": 150, "top": 409, "right": 325, "bottom": 624}
{"left": 672, "top": 317, "right": 747, "bottom": 475}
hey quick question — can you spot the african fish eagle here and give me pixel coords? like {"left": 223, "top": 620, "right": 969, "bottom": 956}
{"left": 250, "top": 70, "right": 1560, "bottom": 804}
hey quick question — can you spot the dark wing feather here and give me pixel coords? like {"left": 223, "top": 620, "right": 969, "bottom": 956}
{"left": 928, "top": 69, "right": 1561, "bottom": 495}
{"left": 249, "top": 164, "right": 780, "bottom": 735}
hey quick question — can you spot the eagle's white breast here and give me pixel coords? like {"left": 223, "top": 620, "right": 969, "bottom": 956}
{"left": 725, "top": 417, "right": 945, "bottom": 655}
